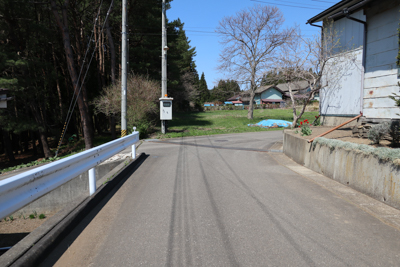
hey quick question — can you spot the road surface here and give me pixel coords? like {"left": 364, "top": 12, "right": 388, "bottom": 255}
{"left": 41, "top": 131, "right": 400, "bottom": 266}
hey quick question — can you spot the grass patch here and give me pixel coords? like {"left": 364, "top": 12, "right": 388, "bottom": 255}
{"left": 154, "top": 109, "right": 319, "bottom": 139}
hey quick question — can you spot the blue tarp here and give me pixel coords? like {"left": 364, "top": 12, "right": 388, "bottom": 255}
{"left": 248, "top": 119, "right": 292, "bottom": 128}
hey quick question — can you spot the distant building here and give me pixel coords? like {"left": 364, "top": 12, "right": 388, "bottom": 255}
{"left": 254, "top": 85, "right": 285, "bottom": 106}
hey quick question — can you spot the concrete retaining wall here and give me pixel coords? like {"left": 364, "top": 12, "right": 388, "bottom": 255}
{"left": 11, "top": 158, "right": 131, "bottom": 216}
{"left": 283, "top": 130, "right": 400, "bottom": 210}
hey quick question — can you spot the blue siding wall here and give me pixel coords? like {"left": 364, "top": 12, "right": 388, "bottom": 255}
{"left": 261, "top": 88, "right": 282, "bottom": 100}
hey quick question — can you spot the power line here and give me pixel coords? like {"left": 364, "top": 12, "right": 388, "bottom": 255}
{"left": 311, "top": 0, "right": 337, "bottom": 3}
{"left": 55, "top": 0, "right": 114, "bottom": 157}
{"left": 267, "top": 0, "right": 328, "bottom": 8}
{"left": 250, "top": 0, "right": 325, "bottom": 10}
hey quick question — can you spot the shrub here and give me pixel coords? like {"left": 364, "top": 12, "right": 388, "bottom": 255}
{"left": 390, "top": 122, "right": 400, "bottom": 147}
{"left": 93, "top": 73, "right": 160, "bottom": 138}
{"left": 368, "top": 122, "right": 390, "bottom": 145}
{"left": 129, "top": 119, "right": 152, "bottom": 139}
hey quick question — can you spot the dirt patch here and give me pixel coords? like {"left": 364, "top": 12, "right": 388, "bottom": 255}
{"left": 0, "top": 214, "right": 54, "bottom": 254}
{"left": 293, "top": 126, "right": 392, "bottom": 148}
{"left": 0, "top": 213, "right": 54, "bottom": 234}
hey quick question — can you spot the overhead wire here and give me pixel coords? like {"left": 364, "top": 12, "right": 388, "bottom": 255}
{"left": 55, "top": 0, "right": 114, "bottom": 157}
{"left": 265, "top": 0, "right": 329, "bottom": 8}
{"left": 250, "top": 0, "right": 326, "bottom": 10}
{"left": 311, "top": 0, "right": 337, "bottom": 3}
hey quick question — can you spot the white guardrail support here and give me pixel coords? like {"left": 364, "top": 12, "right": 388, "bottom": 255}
{"left": 89, "top": 168, "right": 96, "bottom": 196}
{"left": 0, "top": 131, "right": 139, "bottom": 219}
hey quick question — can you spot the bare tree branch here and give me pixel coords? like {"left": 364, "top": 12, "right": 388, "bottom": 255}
{"left": 216, "top": 4, "right": 295, "bottom": 119}
{"left": 272, "top": 23, "right": 357, "bottom": 128}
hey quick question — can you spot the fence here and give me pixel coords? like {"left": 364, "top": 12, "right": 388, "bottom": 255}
{"left": 0, "top": 131, "right": 139, "bottom": 219}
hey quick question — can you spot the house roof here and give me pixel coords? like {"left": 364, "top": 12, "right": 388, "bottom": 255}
{"left": 227, "top": 95, "right": 241, "bottom": 101}
{"left": 254, "top": 85, "right": 285, "bottom": 95}
{"left": 254, "top": 85, "right": 274, "bottom": 94}
{"left": 276, "top": 81, "right": 309, "bottom": 92}
{"left": 307, "top": 0, "right": 372, "bottom": 24}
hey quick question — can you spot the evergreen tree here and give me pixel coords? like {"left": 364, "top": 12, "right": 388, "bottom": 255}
{"left": 209, "top": 79, "right": 240, "bottom": 102}
{"left": 166, "top": 18, "right": 198, "bottom": 110}
{"left": 198, "top": 72, "right": 210, "bottom": 104}
{"left": 0, "top": 0, "right": 200, "bottom": 166}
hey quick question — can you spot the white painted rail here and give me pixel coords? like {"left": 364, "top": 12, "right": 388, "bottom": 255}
{"left": 0, "top": 132, "right": 139, "bottom": 219}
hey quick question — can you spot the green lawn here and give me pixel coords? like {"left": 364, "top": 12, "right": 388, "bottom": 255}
{"left": 155, "top": 109, "right": 319, "bottom": 139}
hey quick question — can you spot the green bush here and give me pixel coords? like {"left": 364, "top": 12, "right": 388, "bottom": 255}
{"left": 390, "top": 122, "right": 400, "bottom": 147}
{"left": 368, "top": 122, "right": 390, "bottom": 144}
{"left": 129, "top": 119, "right": 152, "bottom": 139}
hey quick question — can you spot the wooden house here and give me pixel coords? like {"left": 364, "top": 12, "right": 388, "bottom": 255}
{"left": 307, "top": 0, "right": 400, "bottom": 125}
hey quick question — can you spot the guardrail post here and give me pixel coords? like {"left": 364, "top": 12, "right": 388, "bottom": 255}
{"left": 132, "top": 144, "right": 136, "bottom": 159}
{"left": 89, "top": 168, "right": 96, "bottom": 196}
{"left": 132, "top": 126, "right": 137, "bottom": 159}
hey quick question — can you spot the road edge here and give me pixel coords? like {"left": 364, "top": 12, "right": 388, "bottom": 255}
{"left": 0, "top": 153, "right": 147, "bottom": 267}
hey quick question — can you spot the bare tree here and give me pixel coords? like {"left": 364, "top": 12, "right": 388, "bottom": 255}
{"left": 272, "top": 25, "right": 357, "bottom": 128}
{"left": 216, "top": 4, "right": 295, "bottom": 119}
{"left": 181, "top": 71, "right": 200, "bottom": 104}
{"left": 93, "top": 73, "right": 160, "bottom": 130}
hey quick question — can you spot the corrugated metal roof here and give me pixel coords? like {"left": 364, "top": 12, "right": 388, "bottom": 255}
{"left": 276, "top": 81, "right": 309, "bottom": 92}
{"left": 254, "top": 85, "right": 275, "bottom": 94}
{"left": 227, "top": 95, "right": 240, "bottom": 101}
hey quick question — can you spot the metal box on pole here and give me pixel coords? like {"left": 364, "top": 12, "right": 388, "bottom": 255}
{"left": 0, "top": 89, "right": 11, "bottom": 109}
{"left": 160, "top": 97, "right": 173, "bottom": 120}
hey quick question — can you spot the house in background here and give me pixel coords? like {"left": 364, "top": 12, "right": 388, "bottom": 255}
{"left": 253, "top": 85, "right": 285, "bottom": 106}
{"left": 307, "top": 0, "right": 400, "bottom": 126}
{"left": 276, "top": 81, "right": 320, "bottom": 101}
{"left": 228, "top": 85, "right": 286, "bottom": 107}
{"left": 226, "top": 81, "right": 318, "bottom": 108}
{"left": 225, "top": 95, "right": 243, "bottom": 106}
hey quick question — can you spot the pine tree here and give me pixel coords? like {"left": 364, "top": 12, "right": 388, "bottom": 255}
{"left": 198, "top": 72, "right": 210, "bottom": 104}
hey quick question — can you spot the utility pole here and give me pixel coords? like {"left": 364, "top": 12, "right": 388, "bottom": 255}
{"left": 121, "top": 0, "right": 127, "bottom": 137}
{"left": 161, "top": 0, "right": 167, "bottom": 134}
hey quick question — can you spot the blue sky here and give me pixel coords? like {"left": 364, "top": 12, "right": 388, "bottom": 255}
{"left": 167, "top": 0, "right": 339, "bottom": 89}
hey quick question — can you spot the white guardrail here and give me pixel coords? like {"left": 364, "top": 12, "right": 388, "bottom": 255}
{"left": 0, "top": 131, "right": 139, "bottom": 219}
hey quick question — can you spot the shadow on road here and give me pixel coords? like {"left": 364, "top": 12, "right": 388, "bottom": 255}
{"left": 38, "top": 154, "right": 149, "bottom": 266}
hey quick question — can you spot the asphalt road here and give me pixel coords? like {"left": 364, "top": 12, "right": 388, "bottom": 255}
{"left": 41, "top": 131, "right": 400, "bottom": 266}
